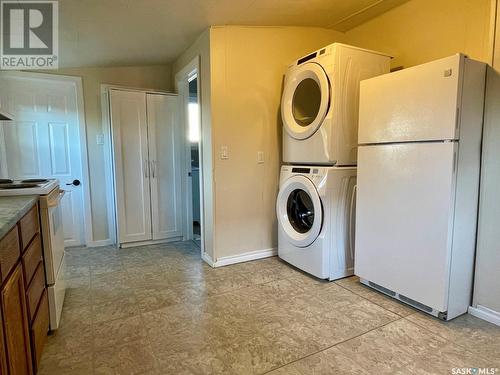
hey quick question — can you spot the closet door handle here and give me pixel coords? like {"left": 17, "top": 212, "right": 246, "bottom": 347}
{"left": 144, "top": 160, "right": 149, "bottom": 178}
{"left": 152, "top": 161, "right": 157, "bottom": 178}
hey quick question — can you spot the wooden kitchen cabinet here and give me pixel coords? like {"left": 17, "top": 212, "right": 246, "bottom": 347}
{"left": 0, "top": 200, "right": 48, "bottom": 374}
{"left": 1, "top": 264, "right": 33, "bottom": 375}
{"left": 0, "top": 311, "right": 8, "bottom": 375}
{"left": 19, "top": 206, "right": 39, "bottom": 251}
{"left": 0, "top": 227, "right": 21, "bottom": 284}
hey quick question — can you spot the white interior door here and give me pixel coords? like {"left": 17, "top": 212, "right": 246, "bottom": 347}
{"left": 110, "top": 89, "right": 152, "bottom": 244}
{"left": 147, "top": 94, "right": 182, "bottom": 240}
{"left": 0, "top": 74, "right": 85, "bottom": 247}
{"left": 355, "top": 142, "right": 457, "bottom": 312}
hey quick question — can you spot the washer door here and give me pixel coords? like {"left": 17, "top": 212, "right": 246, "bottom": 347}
{"left": 277, "top": 175, "right": 323, "bottom": 247}
{"left": 281, "top": 62, "right": 330, "bottom": 140}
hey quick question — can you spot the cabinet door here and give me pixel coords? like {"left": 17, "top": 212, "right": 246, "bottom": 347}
{"left": 0, "top": 311, "right": 8, "bottom": 375}
{"left": 1, "top": 264, "right": 33, "bottom": 375}
{"left": 110, "top": 90, "right": 152, "bottom": 244}
{"left": 146, "top": 94, "right": 182, "bottom": 240}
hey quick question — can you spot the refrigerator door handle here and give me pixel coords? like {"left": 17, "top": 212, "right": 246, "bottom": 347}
{"left": 349, "top": 184, "right": 357, "bottom": 262}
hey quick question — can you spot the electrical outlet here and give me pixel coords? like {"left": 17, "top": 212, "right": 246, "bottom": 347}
{"left": 257, "top": 151, "right": 264, "bottom": 164}
{"left": 221, "top": 146, "right": 229, "bottom": 160}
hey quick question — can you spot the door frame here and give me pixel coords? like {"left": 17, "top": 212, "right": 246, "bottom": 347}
{"left": 175, "top": 56, "right": 206, "bottom": 257}
{"left": 183, "top": 72, "right": 199, "bottom": 242}
{"left": 0, "top": 71, "right": 93, "bottom": 247}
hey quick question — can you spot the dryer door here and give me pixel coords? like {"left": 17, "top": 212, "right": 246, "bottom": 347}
{"left": 277, "top": 175, "right": 323, "bottom": 247}
{"left": 281, "top": 62, "right": 330, "bottom": 140}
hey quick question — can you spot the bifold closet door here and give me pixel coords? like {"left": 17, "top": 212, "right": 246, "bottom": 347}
{"left": 146, "top": 94, "right": 182, "bottom": 240}
{"left": 110, "top": 90, "right": 152, "bottom": 243}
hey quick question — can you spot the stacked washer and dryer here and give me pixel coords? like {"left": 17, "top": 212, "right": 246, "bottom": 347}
{"left": 276, "top": 43, "right": 391, "bottom": 280}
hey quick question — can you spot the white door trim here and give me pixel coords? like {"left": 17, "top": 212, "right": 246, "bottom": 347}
{"left": 174, "top": 56, "right": 208, "bottom": 260}
{"left": 0, "top": 71, "right": 93, "bottom": 247}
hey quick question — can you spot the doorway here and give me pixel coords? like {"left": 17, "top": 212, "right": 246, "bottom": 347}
{"left": 176, "top": 57, "right": 205, "bottom": 255}
{"left": 0, "top": 71, "right": 91, "bottom": 247}
{"left": 188, "top": 75, "right": 202, "bottom": 247}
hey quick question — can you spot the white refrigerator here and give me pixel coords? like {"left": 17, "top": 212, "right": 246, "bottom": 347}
{"left": 355, "top": 54, "right": 486, "bottom": 320}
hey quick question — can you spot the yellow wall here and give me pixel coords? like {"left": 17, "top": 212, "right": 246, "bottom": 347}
{"left": 46, "top": 65, "right": 172, "bottom": 242}
{"left": 345, "top": 0, "right": 492, "bottom": 69}
{"left": 209, "top": 26, "right": 344, "bottom": 259}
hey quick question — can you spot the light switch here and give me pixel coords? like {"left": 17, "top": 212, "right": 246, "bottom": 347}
{"left": 96, "top": 134, "right": 105, "bottom": 145}
{"left": 221, "top": 146, "right": 229, "bottom": 160}
{"left": 257, "top": 151, "right": 264, "bottom": 164}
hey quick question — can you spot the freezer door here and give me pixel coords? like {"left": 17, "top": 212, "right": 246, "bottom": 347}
{"left": 355, "top": 142, "right": 457, "bottom": 312}
{"left": 359, "top": 55, "right": 462, "bottom": 144}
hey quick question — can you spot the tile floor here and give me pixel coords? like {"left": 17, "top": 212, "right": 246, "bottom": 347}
{"left": 39, "top": 242, "right": 500, "bottom": 375}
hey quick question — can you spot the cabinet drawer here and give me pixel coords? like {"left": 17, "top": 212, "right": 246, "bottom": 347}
{"left": 22, "top": 234, "right": 43, "bottom": 286}
{"left": 0, "top": 226, "right": 21, "bottom": 283}
{"left": 19, "top": 205, "right": 39, "bottom": 250}
{"left": 31, "top": 289, "right": 49, "bottom": 372}
{"left": 26, "top": 263, "right": 45, "bottom": 322}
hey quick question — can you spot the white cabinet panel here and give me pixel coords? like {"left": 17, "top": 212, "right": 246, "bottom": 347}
{"left": 3, "top": 121, "right": 40, "bottom": 176}
{"left": 147, "top": 94, "right": 182, "bottom": 240}
{"left": 359, "top": 55, "right": 462, "bottom": 144}
{"left": 355, "top": 142, "right": 457, "bottom": 312}
{"left": 48, "top": 122, "right": 70, "bottom": 175}
{"left": 47, "top": 94, "right": 69, "bottom": 114}
{"left": 110, "top": 90, "right": 152, "bottom": 243}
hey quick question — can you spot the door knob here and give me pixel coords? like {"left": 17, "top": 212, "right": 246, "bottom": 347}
{"left": 66, "top": 179, "right": 81, "bottom": 186}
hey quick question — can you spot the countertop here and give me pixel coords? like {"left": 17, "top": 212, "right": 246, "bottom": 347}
{"left": 0, "top": 195, "right": 39, "bottom": 238}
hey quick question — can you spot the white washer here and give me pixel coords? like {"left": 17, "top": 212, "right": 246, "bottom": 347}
{"left": 276, "top": 165, "right": 357, "bottom": 280}
{"left": 281, "top": 43, "right": 391, "bottom": 166}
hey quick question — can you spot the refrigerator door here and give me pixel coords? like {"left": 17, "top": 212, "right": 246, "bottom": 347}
{"left": 355, "top": 142, "right": 457, "bottom": 312}
{"left": 359, "top": 55, "right": 462, "bottom": 144}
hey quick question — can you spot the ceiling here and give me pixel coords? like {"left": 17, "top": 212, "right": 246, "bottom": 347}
{"left": 59, "top": 0, "right": 407, "bottom": 68}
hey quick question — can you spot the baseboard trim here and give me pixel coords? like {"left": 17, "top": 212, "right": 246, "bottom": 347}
{"left": 86, "top": 239, "right": 114, "bottom": 248}
{"left": 201, "top": 252, "right": 215, "bottom": 267}
{"left": 214, "top": 248, "right": 278, "bottom": 268}
{"left": 119, "top": 237, "right": 183, "bottom": 248}
{"left": 468, "top": 305, "right": 500, "bottom": 326}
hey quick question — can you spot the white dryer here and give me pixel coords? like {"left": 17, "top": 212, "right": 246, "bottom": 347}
{"left": 281, "top": 43, "right": 390, "bottom": 166}
{"left": 276, "top": 165, "right": 357, "bottom": 280}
